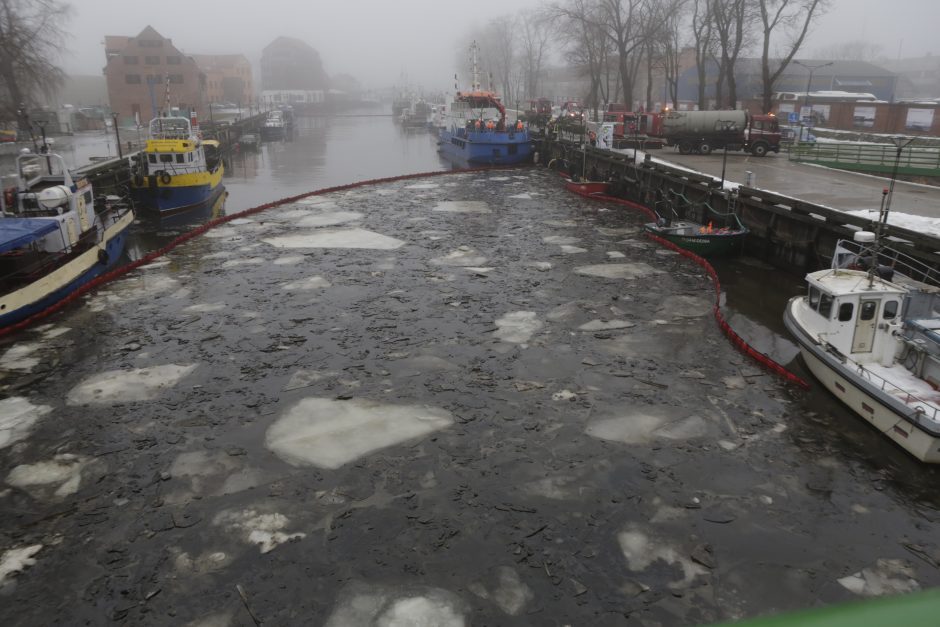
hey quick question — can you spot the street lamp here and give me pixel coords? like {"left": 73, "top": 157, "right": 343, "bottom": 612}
{"left": 793, "top": 60, "right": 833, "bottom": 142}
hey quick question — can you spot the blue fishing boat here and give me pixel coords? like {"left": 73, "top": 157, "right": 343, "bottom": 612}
{"left": 438, "top": 42, "right": 531, "bottom": 166}
{"left": 130, "top": 115, "right": 225, "bottom": 215}
{"left": 0, "top": 152, "right": 134, "bottom": 328}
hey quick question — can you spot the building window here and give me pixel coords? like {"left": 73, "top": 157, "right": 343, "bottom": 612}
{"left": 124, "top": 56, "right": 138, "bottom": 65}
{"left": 169, "top": 74, "right": 184, "bottom": 84}
{"left": 145, "top": 55, "right": 160, "bottom": 65}
{"left": 125, "top": 74, "right": 141, "bottom": 84}
{"left": 146, "top": 74, "right": 163, "bottom": 83}
{"left": 166, "top": 56, "right": 181, "bottom": 65}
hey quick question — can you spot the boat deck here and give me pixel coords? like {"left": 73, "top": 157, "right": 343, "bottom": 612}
{"left": 863, "top": 362, "right": 940, "bottom": 427}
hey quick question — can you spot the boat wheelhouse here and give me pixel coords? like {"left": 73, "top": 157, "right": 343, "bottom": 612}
{"left": 131, "top": 115, "right": 224, "bottom": 215}
{"left": 784, "top": 233, "right": 940, "bottom": 462}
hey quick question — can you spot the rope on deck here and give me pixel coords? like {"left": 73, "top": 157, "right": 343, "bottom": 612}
{"left": 566, "top": 185, "right": 811, "bottom": 390}
{"left": 0, "top": 166, "right": 517, "bottom": 339}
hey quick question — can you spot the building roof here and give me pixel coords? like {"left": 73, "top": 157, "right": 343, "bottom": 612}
{"left": 738, "top": 58, "right": 896, "bottom": 78}
{"left": 262, "top": 36, "right": 317, "bottom": 55}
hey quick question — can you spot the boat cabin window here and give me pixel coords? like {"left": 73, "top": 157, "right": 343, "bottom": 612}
{"left": 159, "top": 154, "right": 173, "bottom": 163}
{"left": 175, "top": 154, "right": 184, "bottom": 164}
{"left": 148, "top": 154, "right": 157, "bottom": 164}
{"left": 883, "top": 300, "right": 898, "bottom": 320}
{"left": 819, "top": 293, "right": 834, "bottom": 318}
{"left": 860, "top": 301, "right": 877, "bottom": 321}
{"left": 838, "top": 303, "right": 854, "bottom": 322}
{"left": 809, "top": 286, "right": 820, "bottom": 309}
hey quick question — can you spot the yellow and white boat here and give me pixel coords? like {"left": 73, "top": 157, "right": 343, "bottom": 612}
{"left": 131, "top": 116, "right": 224, "bottom": 215}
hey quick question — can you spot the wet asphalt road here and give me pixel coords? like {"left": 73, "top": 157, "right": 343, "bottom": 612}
{"left": 2, "top": 167, "right": 940, "bottom": 626}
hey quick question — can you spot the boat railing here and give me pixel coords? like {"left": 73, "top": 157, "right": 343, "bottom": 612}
{"left": 850, "top": 357, "right": 940, "bottom": 426}
{"left": 832, "top": 239, "right": 940, "bottom": 290}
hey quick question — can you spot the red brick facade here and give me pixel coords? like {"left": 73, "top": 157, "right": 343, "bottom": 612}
{"left": 104, "top": 26, "right": 206, "bottom": 125}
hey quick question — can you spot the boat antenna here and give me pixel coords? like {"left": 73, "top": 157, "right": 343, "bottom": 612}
{"left": 469, "top": 41, "right": 481, "bottom": 92}
{"left": 869, "top": 135, "right": 915, "bottom": 286}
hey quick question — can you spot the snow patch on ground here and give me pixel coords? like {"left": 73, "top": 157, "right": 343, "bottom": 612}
{"left": 0, "top": 397, "right": 52, "bottom": 449}
{"left": 264, "top": 229, "right": 405, "bottom": 250}
{"left": 66, "top": 364, "right": 198, "bottom": 405}
{"left": 265, "top": 397, "right": 454, "bottom": 469}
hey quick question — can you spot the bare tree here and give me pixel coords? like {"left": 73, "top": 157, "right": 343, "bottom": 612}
{"left": 658, "top": 0, "right": 690, "bottom": 110}
{"left": 598, "top": 0, "right": 653, "bottom": 109}
{"left": 552, "top": 0, "right": 613, "bottom": 119}
{"left": 476, "top": 17, "right": 518, "bottom": 105}
{"left": 711, "top": 0, "right": 753, "bottom": 109}
{"left": 690, "top": 0, "right": 715, "bottom": 110}
{"left": 519, "top": 9, "right": 553, "bottom": 101}
{"left": 0, "top": 0, "right": 71, "bottom": 121}
{"left": 758, "top": 0, "right": 828, "bottom": 113}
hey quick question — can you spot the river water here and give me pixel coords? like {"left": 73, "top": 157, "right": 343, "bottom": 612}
{"left": 0, "top": 111, "right": 939, "bottom": 626}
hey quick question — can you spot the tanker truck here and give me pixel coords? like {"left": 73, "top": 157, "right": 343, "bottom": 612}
{"left": 658, "top": 110, "right": 781, "bottom": 157}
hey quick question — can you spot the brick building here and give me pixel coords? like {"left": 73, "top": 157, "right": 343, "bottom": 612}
{"left": 190, "top": 54, "right": 254, "bottom": 106}
{"left": 103, "top": 26, "right": 206, "bottom": 125}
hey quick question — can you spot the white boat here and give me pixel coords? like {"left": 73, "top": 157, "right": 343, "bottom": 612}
{"left": 784, "top": 232, "right": 940, "bottom": 462}
{"left": 0, "top": 151, "right": 134, "bottom": 328}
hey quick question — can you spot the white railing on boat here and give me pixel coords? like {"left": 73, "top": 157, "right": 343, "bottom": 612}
{"left": 833, "top": 239, "right": 940, "bottom": 290}
{"left": 848, "top": 356, "right": 940, "bottom": 426}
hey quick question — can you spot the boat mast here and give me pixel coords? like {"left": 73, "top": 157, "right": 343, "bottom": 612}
{"left": 469, "top": 41, "right": 481, "bottom": 92}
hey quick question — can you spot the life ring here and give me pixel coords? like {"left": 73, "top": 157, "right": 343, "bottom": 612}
{"left": 97, "top": 248, "right": 110, "bottom": 265}
{"left": 157, "top": 171, "right": 172, "bottom": 185}
{"left": 3, "top": 186, "right": 15, "bottom": 208}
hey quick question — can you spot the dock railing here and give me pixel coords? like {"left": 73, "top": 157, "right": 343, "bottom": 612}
{"left": 789, "top": 141, "right": 940, "bottom": 177}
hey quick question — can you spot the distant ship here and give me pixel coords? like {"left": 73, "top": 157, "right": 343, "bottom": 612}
{"left": 438, "top": 41, "right": 532, "bottom": 166}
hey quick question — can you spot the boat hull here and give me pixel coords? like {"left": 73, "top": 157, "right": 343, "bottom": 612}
{"left": 0, "top": 210, "right": 134, "bottom": 329}
{"left": 133, "top": 165, "right": 225, "bottom": 215}
{"left": 644, "top": 223, "right": 746, "bottom": 257}
{"left": 784, "top": 297, "right": 940, "bottom": 463}
{"left": 438, "top": 129, "right": 532, "bottom": 165}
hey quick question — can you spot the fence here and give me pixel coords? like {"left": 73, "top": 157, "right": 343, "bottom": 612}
{"left": 788, "top": 142, "right": 940, "bottom": 177}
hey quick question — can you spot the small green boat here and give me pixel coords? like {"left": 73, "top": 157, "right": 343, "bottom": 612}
{"left": 644, "top": 219, "right": 748, "bottom": 257}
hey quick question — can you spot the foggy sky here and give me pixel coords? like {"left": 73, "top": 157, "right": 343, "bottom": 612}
{"left": 62, "top": 0, "right": 940, "bottom": 90}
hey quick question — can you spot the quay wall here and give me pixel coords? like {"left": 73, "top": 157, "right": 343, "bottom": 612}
{"left": 537, "top": 137, "right": 940, "bottom": 275}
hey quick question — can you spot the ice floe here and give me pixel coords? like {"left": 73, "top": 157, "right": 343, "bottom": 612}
{"left": 203, "top": 227, "right": 242, "bottom": 240}
{"left": 0, "top": 544, "right": 42, "bottom": 588}
{"left": 508, "top": 193, "right": 533, "bottom": 200}
{"left": 528, "top": 261, "right": 552, "bottom": 271}
{"left": 574, "top": 263, "right": 663, "bottom": 280}
{"left": 431, "top": 247, "right": 488, "bottom": 267}
{"left": 578, "top": 319, "right": 635, "bottom": 331}
{"left": 469, "top": 566, "right": 534, "bottom": 616}
{"left": 139, "top": 260, "right": 171, "bottom": 270}
{"left": 494, "top": 311, "right": 542, "bottom": 344}
{"left": 283, "top": 369, "right": 338, "bottom": 391}
{"left": 433, "top": 201, "right": 491, "bottom": 214}
{"left": 263, "top": 229, "right": 405, "bottom": 250}
{"left": 0, "top": 342, "right": 43, "bottom": 371}
{"left": 280, "top": 276, "right": 332, "bottom": 291}
{"left": 325, "top": 582, "right": 466, "bottom": 627}
{"left": 297, "top": 197, "right": 338, "bottom": 208}
{"left": 658, "top": 295, "right": 711, "bottom": 319}
{"left": 213, "top": 508, "right": 305, "bottom": 554}
{"left": 6, "top": 454, "right": 89, "bottom": 498}
{"left": 542, "top": 235, "right": 581, "bottom": 245}
{"left": 838, "top": 559, "right": 920, "bottom": 597}
{"left": 405, "top": 183, "right": 440, "bottom": 190}
{"left": 220, "top": 257, "right": 266, "bottom": 269}
{"left": 297, "top": 211, "right": 364, "bottom": 228}
{"left": 265, "top": 397, "right": 454, "bottom": 469}
{"left": 587, "top": 411, "right": 709, "bottom": 445}
{"left": 0, "top": 398, "right": 52, "bottom": 449}
{"left": 618, "top": 525, "right": 707, "bottom": 588}
{"left": 66, "top": 364, "right": 198, "bottom": 405}
{"left": 273, "top": 254, "right": 306, "bottom": 265}
{"left": 560, "top": 245, "right": 587, "bottom": 254}
{"left": 184, "top": 302, "right": 227, "bottom": 313}
{"left": 606, "top": 251, "right": 626, "bottom": 259}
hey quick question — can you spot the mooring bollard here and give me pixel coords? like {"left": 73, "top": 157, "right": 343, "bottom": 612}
{"left": 745, "top": 170, "right": 754, "bottom": 187}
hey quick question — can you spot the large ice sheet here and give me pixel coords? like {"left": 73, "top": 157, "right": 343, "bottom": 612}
{"left": 265, "top": 397, "right": 454, "bottom": 469}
